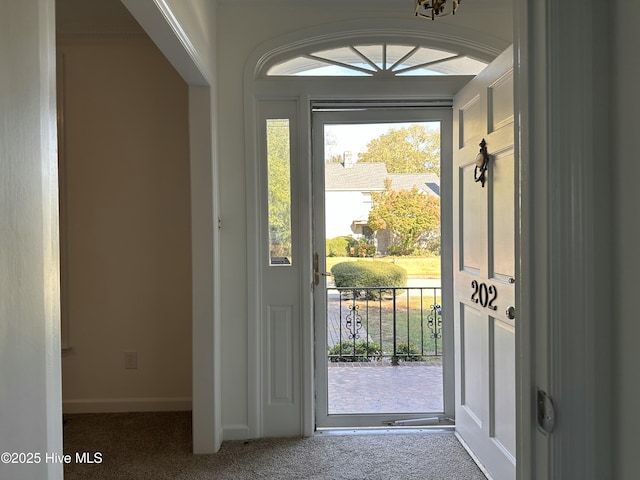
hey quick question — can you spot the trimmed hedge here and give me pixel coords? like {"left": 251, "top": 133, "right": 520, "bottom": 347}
{"left": 350, "top": 243, "right": 376, "bottom": 257}
{"left": 326, "top": 236, "right": 350, "bottom": 257}
{"left": 331, "top": 261, "right": 407, "bottom": 298}
{"left": 325, "top": 236, "right": 376, "bottom": 257}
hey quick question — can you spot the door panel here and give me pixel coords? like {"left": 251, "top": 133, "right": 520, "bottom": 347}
{"left": 461, "top": 304, "right": 486, "bottom": 425}
{"left": 491, "top": 150, "right": 515, "bottom": 280}
{"left": 492, "top": 320, "right": 516, "bottom": 456}
{"left": 488, "top": 70, "right": 514, "bottom": 133}
{"left": 268, "top": 305, "right": 295, "bottom": 405}
{"left": 453, "top": 45, "right": 515, "bottom": 480}
{"left": 459, "top": 95, "right": 483, "bottom": 148}
{"left": 461, "top": 163, "right": 486, "bottom": 274}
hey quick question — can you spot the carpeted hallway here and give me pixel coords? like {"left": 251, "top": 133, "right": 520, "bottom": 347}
{"left": 63, "top": 411, "right": 487, "bottom": 479}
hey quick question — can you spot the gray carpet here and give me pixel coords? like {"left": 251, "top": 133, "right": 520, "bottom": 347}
{"left": 63, "top": 411, "right": 487, "bottom": 479}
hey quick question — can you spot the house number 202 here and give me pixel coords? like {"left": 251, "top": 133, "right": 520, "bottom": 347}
{"left": 471, "top": 280, "right": 498, "bottom": 310}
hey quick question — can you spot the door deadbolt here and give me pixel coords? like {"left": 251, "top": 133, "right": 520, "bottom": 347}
{"left": 506, "top": 306, "right": 516, "bottom": 320}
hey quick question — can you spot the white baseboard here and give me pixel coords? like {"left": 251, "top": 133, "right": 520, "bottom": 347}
{"left": 222, "top": 424, "right": 251, "bottom": 441}
{"left": 63, "top": 397, "right": 192, "bottom": 414}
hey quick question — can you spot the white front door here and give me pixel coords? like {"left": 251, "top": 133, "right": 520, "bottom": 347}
{"left": 452, "top": 46, "right": 516, "bottom": 479}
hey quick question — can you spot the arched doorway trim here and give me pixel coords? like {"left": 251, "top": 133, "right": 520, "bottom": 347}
{"left": 246, "top": 18, "right": 510, "bottom": 81}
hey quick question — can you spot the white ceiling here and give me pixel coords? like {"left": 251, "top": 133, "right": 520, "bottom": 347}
{"left": 56, "top": 0, "right": 512, "bottom": 42}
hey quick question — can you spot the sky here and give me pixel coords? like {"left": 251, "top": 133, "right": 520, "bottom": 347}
{"left": 324, "top": 121, "right": 439, "bottom": 161}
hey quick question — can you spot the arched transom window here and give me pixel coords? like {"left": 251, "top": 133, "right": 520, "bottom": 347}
{"left": 267, "top": 42, "right": 488, "bottom": 77}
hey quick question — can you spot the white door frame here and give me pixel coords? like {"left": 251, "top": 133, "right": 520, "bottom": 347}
{"left": 244, "top": 20, "right": 511, "bottom": 442}
{"left": 311, "top": 107, "right": 454, "bottom": 429}
{"left": 245, "top": 78, "right": 471, "bottom": 439}
{"left": 514, "top": 1, "right": 613, "bottom": 478}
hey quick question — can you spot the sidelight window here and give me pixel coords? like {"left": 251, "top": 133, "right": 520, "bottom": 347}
{"left": 266, "top": 119, "right": 293, "bottom": 266}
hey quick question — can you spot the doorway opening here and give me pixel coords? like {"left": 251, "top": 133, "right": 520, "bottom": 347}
{"left": 246, "top": 24, "right": 524, "bottom": 478}
{"left": 312, "top": 107, "right": 455, "bottom": 429}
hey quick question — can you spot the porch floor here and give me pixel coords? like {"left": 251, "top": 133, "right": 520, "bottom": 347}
{"left": 325, "top": 278, "right": 444, "bottom": 416}
{"left": 327, "top": 362, "right": 443, "bottom": 414}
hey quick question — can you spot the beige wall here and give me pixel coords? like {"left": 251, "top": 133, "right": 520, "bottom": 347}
{"left": 59, "top": 34, "right": 192, "bottom": 411}
{"left": 118, "top": 0, "right": 221, "bottom": 451}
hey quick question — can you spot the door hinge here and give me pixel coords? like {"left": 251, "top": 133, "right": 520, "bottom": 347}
{"left": 537, "top": 388, "right": 555, "bottom": 434}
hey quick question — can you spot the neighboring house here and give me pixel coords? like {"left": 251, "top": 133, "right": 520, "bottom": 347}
{"left": 325, "top": 160, "right": 440, "bottom": 254}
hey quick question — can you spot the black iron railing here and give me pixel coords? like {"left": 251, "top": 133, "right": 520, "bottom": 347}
{"left": 327, "top": 286, "right": 442, "bottom": 364}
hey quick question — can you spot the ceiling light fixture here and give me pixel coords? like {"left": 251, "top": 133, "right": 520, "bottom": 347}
{"left": 415, "top": 0, "right": 460, "bottom": 20}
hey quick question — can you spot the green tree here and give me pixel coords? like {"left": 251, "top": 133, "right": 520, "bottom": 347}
{"left": 267, "top": 120, "right": 291, "bottom": 257}
{"left": 368, "top": 179, "right": 440, "bottom": 255}
{"left": 358, "top": 124, "right": 440, "bottom": 174}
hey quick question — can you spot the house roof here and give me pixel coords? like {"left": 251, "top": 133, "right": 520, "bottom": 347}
{"left": 387, "top": 173, "right": 440, "bottom": 195}
{"left": 325, "top": 162, "right": 389, "bottom": 190}
{"left": 325, "top": 161, "right": 440, "bottom": 196}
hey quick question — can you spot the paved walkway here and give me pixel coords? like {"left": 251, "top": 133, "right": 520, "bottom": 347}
{"left": 324, "top": 278, "right": 444, "bottom": 415}
{"left": 327, "top": 362, "right": 444, "bottom": 414}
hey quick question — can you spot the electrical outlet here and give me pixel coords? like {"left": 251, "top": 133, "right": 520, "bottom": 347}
{"left": 124, "top": 351, "right": 138, "bottom": 369}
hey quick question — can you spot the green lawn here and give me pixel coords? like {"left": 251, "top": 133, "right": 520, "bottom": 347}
{"left": 325, "top": 256, "right": 441, "bottom": 277}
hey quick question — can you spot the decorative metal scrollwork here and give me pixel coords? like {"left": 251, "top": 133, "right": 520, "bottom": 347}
{"left": 474, "top": 138, "right": 489, "bottom": 188}
{"left": 345, "top": 304, "right": 363, "bottom": 340}
{"left": 427, "top": 304, "right": 442, "bottom": 341}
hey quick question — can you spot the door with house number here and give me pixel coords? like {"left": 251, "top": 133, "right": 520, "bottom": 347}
{"left": 452, "top": 46, "right": 516, "bottom": 480}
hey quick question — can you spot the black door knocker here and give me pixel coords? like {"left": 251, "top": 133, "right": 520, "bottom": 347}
{"left": 474, "top": 138, "right": 489, "bottom": 187}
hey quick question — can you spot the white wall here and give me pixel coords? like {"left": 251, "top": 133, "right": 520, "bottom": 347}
{"left": 612, "top": 1, "right": 640, "bottom": 478}
{"left": 0, "top": 1, "right": 63, "bottom": 479}
{"left": 217, "top": 1, "right": 512, "bottom": 439}
{"left": 325, "top": 191, "right": 372, "bottom": 239}
{"left": 58, "top": 34, "right": 192, "bottom": 413}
